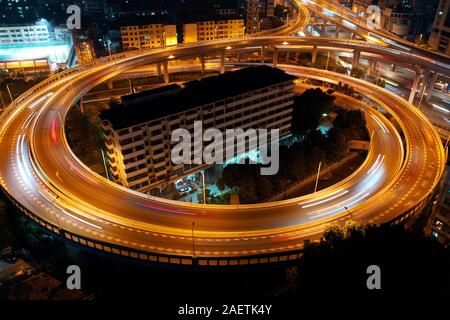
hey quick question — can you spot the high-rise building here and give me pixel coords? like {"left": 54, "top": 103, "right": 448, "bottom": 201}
{"left": 183, "top": 18, "right": 245, "bottom": 42}
{"left": 99, "top": 66, "right": 296, "bottom": 191}
{"left": 245, "top": 0, "right": 275, "bottom": 34}
{"left": 246, "top": 0, "right": 261, "bottom": 34}
{"left": 428, "top": 0, "right": 450, "bottom": 55}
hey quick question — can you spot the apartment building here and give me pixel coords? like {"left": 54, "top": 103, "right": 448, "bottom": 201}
{"left": 428, "top": 0, "right": 450, "bottom": 55}
{"left": 100, "top": 66, "right": 296, "bottom": 192}
{"left": 245, "top": 0, "right": 275, "bottom": 34}
{"left": 246, "top": 0, "right": 262, "bottom": 34}
{"left": 183, "top": 18, "right": 245, "bottom": 43}
{"left": 120, "top": 23, "right": 177, "bottom": 50}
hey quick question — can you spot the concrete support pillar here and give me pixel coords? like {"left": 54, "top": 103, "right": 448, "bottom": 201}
{"left": 286, "top": 51, "right": 290, "bottom": 62}
{"left": 220, "top": 52, "right": 225, "bottom": 74}
{"left": 106, "top": 79, "right": 113, "bottom": 89}
{"left": 371, "top": 60, "right": 377, "bottom": 73}
{"left": 260, "top": 46, "right": 265, "bottom": 63}
{"left": 200, "top": 56, "right": 206, "bottom": 75}
{"left": 237, "top": 53, "right": 241, "bottom": 62}
{"left": 273, "top": 47, "right": 278, "bottom": 68}
{"left": 418, "top": 71, "right": 430, "bottom": 100}
{"left": 426, "top": 72, "right": 439, "bottom": 101}
{"left": 156, "top": 63, "right": 162, "bottom": 77}
{"left": 409, "top": 71, "right": 423, "bottom": 104}
{"left": 352, "top": 49, "right": 361, "bottom": 70}
{"left": 391, "top": 64, "right": 396, "bottom": 72}
{"left": 335, "top": 26, "right": 341, "bottom": 38}
{"left": 366, "top": 60, "right": 373, "bottom": 76}
{"left": 163, "top": 60, "right": 169, "bottom": 84}
{"left": 322, "top": 20, "right": 327, "bottom": 36}
{"left": 312, "top": 46, "right": 317, "bottom": 66}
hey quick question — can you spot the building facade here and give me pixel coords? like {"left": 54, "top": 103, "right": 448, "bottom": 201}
{"left": 428, "top": 0, "right": 450, "bottom": 55}
{"left": 0, "top": 22, "right": 51, "bottom": 45}
{"left": 120, "top": 23, "right": 177, "bottom": 50}
{"left": 246, "top": 0, "right": 262, "bottom": 34}
{"left": 245, "top": 0, "right": 275, "bottom": 34}
{"left": 183, "top": 18, "right": 245, "bottom": 42}
{"left": 100, "top": 66, "right": 296, "bottom": 192}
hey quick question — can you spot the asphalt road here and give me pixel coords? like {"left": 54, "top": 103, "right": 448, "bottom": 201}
{"left": 0, "top": 57, "right": 444, "bottom": 257}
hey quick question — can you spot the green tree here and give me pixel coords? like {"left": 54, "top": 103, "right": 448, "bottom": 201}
{"left": 291, "top": 88, "right": 335, "bottom": 136}
{"left": 326, "top": 127, "right": 349, "bottom": 162}
{"left": 216, "top": 178, "right": 225, "bottom": 192}
{"left": 350, "top": 68, "right": 365, "bottom": 79}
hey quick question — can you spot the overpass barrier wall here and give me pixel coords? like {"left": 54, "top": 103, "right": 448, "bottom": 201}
{"left": 1, "top": 169, "right": 441, "bottom": 267}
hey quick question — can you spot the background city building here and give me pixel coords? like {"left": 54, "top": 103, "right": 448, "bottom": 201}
{"left": 428, "top": 0, "right": 450, "bottom": 55}
{"left": 0, "top": 19, "right": 72, "bottom": 73}
{"left": 352, "top": 0, "right": 438, "bottom": 40}
{"left": 120, "top": 23, "right": 177, "bottom": 50}
{"left": 99, "top": 66, "right": 295, "bottom": 191}
{"left": 183, "top": 18, "right": 245, "bottom": 42}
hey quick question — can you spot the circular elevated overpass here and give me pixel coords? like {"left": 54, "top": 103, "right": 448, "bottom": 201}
{"left": 0, "top": 36, "right": 446, "bottom": 265}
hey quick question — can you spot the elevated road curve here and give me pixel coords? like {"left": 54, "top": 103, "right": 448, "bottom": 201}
{"left": 0, "top": 38, "right": 446, "bottom": 263}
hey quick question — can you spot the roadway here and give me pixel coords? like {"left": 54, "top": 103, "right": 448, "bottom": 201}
{"left": 0, "top": 0, "right": 447, "bottom": 259}
{"left": 0, "top": 41, "right": 444, "bottom": 258}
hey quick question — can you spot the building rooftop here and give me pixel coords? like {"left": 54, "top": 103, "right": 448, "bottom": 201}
{"left": 99, "top": 65, "right": 296, "bottom": 130}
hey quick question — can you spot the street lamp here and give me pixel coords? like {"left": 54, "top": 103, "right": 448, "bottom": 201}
{"left": 6, "top": 83, "right": 13, "bottom": 102}
{"left": 107, "top": 40, "right": 112, "bottom": 56}
{"left": 192, "top": 222, "right": 196, "bottom": 259}
{"left": 200, "top": 170, "right": 207, "bottom": 204}
{"left": 314, "top": 162, "right": 322, "bottom": 193}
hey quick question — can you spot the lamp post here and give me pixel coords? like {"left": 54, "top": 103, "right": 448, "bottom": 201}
{"left": 192, "top": 222, "right": 196, "bottom": 259}
{"left": 201, "top": 170, "right": 207, "bottom": 204}
{"left": 418, "top": 85, "right": 426, "bottom": 110}
{"left": 107, "top": 40, "right": 112, "bottom": 56}
{"left": 6, "top": 83, "right": 13, "bottom": 102}
{"left": 101, "top": 149, "right": 109, "bottom": 180}
{"left": 314, "top": 162, "right": 322, "bottom": 193}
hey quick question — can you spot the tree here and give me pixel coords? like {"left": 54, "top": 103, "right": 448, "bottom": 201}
{"left": 222, "top": 164, "right": 243, "bottom": 189}
{"left": 326, "top": 127, "right": 349, "bottom": 162}
{"left": 333, "top": 109, "right": 368, "bottom": 141}
{"left": 291, "top": 88, "right": 335, "bottom": 136}
{"left": 351, "top": 68, "right": 365, "bottom": 79}
{"left": 216, "top": 178, "right": 225, "bottom": 192}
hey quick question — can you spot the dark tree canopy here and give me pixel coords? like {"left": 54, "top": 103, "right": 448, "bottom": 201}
{"left": 291, "top": 88, "right": 335, "bottom": 136}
